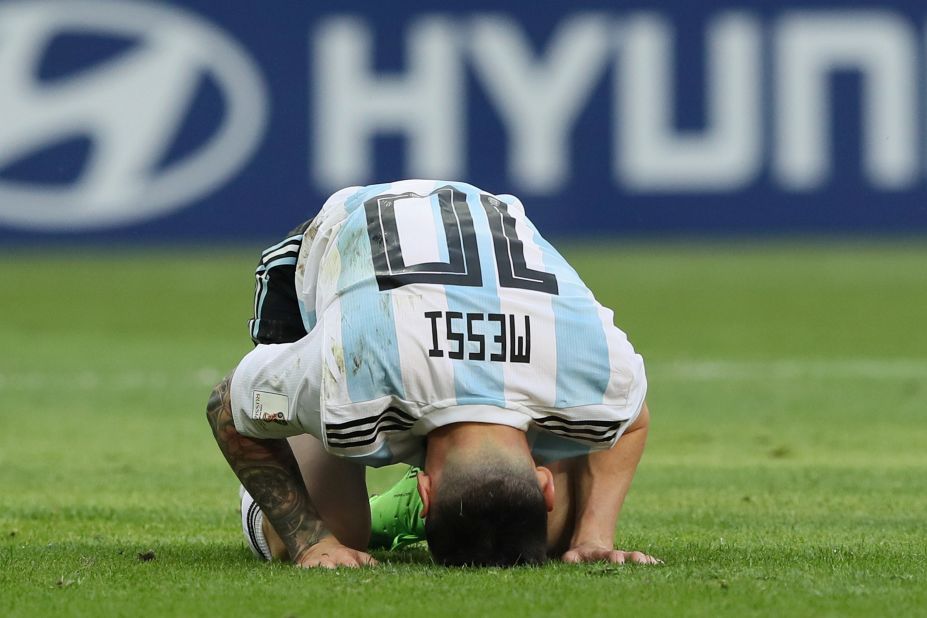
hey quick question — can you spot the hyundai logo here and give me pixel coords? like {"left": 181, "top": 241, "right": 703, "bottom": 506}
{"left": 0, "top": 0, "right": 268, "bottom": 231}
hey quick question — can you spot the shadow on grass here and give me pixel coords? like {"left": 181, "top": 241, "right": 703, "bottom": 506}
{"left": 371, "top": 546, "right": 432, "bottom": 566}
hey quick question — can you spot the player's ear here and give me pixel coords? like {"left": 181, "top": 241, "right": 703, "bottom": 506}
{"left": 535, "top": 466, "right": 555, "bottom": 512}
{"left": 416, "top": 471, "right": 432, "bottom": 518}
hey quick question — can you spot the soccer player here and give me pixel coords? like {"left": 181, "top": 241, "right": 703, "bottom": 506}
{"left": 206, "top": 180, "right": 658, "bottom": 568}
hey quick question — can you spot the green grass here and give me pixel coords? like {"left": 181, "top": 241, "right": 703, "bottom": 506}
{"left": 1, "top": 242, "right": 925, "bottom": 617}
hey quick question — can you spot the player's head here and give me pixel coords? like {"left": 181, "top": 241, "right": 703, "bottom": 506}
{"left": 417, "top": 423, "right": 554, "bottom": 567}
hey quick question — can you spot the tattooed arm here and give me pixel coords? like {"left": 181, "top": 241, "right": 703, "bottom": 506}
{"left": 206, "top": 374, "right": 376, "bottom": 568}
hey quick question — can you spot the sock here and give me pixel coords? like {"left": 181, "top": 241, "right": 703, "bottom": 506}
{"left": 240, "top": 486, "right": 272, "bottom": 561}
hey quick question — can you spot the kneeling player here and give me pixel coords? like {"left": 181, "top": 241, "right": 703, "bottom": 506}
{"left": 207, "top": 180, "right": 659, "bottom": 568}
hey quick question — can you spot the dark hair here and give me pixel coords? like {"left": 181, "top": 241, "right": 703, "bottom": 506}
{"left": 425, "top": 459, "right": 548, "bottom": 567}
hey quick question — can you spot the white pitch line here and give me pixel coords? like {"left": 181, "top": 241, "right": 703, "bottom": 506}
{"left": 0, "top": 360, "right": 923, "bottom": 392}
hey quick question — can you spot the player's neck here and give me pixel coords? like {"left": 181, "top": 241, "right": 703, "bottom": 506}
{"left": 424, "top": 422, "right": 530, "bottom": 482}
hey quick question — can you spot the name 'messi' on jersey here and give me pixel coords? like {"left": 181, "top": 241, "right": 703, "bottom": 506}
{"left": 425, "top": 311, "right": 532, "bottom": 364}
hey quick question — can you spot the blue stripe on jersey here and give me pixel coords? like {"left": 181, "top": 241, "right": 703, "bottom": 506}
{"left": 298, "top": 299, "right": 317, "bottom": 331}
{"left": 338, "top": 185, "right": 406, "bottom": 403}
{"left": 345, "top": 441, "right": 395, "bottom": 468}
{"left": 342, "top": 183, "right": 392, "bottom": 215}
{"left": 442, "top": 182, "right": 505, "bottom": 408}
{"left": 528, "top": 427, "right": 593, "bottom": 463}
{"left": 523, "top": 214, "right": 611, "bottom": 408}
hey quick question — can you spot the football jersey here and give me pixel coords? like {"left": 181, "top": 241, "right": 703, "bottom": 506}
{"left": 232, "top": 180, "right": 646, "bottom": 467}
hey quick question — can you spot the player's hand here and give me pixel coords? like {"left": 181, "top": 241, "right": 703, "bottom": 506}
{"left": 561, "top": 543, "right": 662, "bottom": 565}
{"left": 293, "top": 537, "right": 378, "bottom": 569}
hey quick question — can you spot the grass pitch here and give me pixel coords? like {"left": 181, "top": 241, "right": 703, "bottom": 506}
{"left": 1, "top": 241, "right": 925, "bottom": 617}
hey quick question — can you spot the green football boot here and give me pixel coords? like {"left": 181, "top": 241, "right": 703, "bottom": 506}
{"left": 368, "top": 466, "right": 427, "bottom": 550}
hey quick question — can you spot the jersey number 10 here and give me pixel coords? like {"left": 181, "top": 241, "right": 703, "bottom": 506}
{"left": 364, "top": 186, "right": 559, "bottom": 295}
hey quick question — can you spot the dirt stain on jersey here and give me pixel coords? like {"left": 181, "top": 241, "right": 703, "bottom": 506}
{"left": 394, "top": 290, "right": 422, "bottom": 313}
{"left": 325, "top": 343, "right": 345, "bottom": 393}
{"left": 320, "top": 248, "right": 341, "bottom": 286}
{"left": 378, "top": 294, "right": 392, "bottom": 314}
{"left": 332, "top": 344, "right": 345, "bottom": 374}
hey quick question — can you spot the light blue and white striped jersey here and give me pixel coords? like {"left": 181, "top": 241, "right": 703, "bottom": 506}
{"left": 289, "top": 180, "right": 647, "bottom": 466}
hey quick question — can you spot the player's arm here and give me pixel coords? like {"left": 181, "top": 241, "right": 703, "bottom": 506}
{"left": 206, "top": 374, "right": 375, "bottom": 568}
{"left": 562, "top": 402, "right": 661, "bottom": 565}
